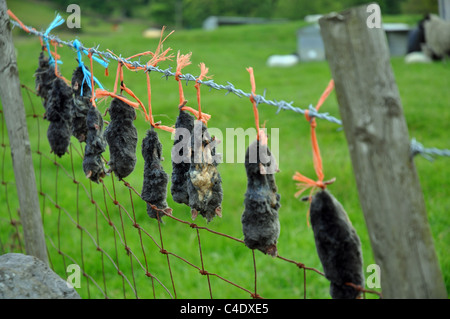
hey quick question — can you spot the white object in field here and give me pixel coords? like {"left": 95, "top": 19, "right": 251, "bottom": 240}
{"left": 266, "top": 54, "right": 299, "bottom": 67}
{"left": 142, "top": 28, "right": 162, "bottom": 39}
{"left": 404, "top": 51, "right": 432, "bottom": 63}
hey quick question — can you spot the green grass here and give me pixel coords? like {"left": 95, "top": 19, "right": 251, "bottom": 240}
{"left": 1, "top": 0, "right": 449, "bottom": 299}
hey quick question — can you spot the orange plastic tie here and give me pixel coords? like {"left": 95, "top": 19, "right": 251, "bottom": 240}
{"left": 127, "top": 51, "right": 154, "bottom": 60}
{"left": 51, "top": 41, "right": 70, "bottom": 86}
{"left": 175, "top": 51, "right": 192, "bottom": 105}
{"left": 258, "top": 128, "right": 268, "bottom": 146}
{"left": 292, "top": 172, "right": 321, "bottom": 227}
{"left": 154, "top": 124, "right": 175, "bottom": 134}
{"left": 304, "top": 110, "right": 323, "bottom": 183}
{"left": 315, "top": 79, "right": 335, "bottom": 112}
{"left": 180, "top": 106, "right": 211, "bottom": 123}
{"left": 194, "top": 63, "right": 212, "bottom": 124}
{"left": 148, "top": 26, "right": 175, "bottom": 67}
{"left": 112, "top": 62, "right": 122, "bottom": 95}
{"left": 143, "top": 28, "right": 175, "bottom": 128}
{"left": 145, "top": 72, "right": 155, "bottom": 127}
{"left": 95, "top": 89, "right": 140, "bottom": 110}
{"left": 7, "top": 10, "right": 44, "bottom": 47}
{"left": 294, "top": 80, "right": 336, "bottom": 225}
{"left": 246, "top": 67, "right": 262, "bottom": 143}
{"left": 124, "top": 51, "right": 152, "bottom": 72}
{"left": 121, "top": 83, "right": 149, "bottom": 122}
{"left": 88, "top": 51, "right": 96, "bottom": 107}
{"left": 7, "top": 10, "right": 30, "bottom": 33}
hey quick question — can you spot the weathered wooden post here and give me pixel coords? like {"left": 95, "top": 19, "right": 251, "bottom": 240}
{"left": 0, "top": 0, "right": 48, "bottom": 265}
{"left": 319, "top": 3, "right": 447, "bottom": 298}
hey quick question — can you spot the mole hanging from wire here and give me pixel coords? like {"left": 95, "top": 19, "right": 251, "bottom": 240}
{"left": 293, "top": 79, "right": 364, "bottom": 299}
{"left": 99, "top": 44, "right": 172, "bottom": 182}
{"left": 241, "top": 67, "right": 281, "bottom": 257}
{"left": 141, "top": 127, "right": 173, "bottom": 220}
{"left": 188, "top": 118, "right": 223, "bottom": 222}
{"left": 137, "top": 29, "right": 176, "bottom": 221}
{"left": 35, "top": 51, "right": 56, "bottom": 117}
{"left": 81, "top": 51, "right": 108, "bottom": 183}
{"left": 71, "top": 65, "right": 91, "bottom": 143}
{"left": 170, "top": 54, "right": 222, "bottom": 222}
{"left": 43, "top": 29, "right": 74, "bottom": 158}
{"left": 242, "top": 138, "right": 281, "bottom": 257}
{"left": 171, "top": 106, "right": 194, "bottom": 206}
{"left": 103, "top": 61, "right": 138, "bottom": 180}
{"left": 33, "top": 14, "right": 65, "bottom": 118}
{"left": 45, "top": 75, "right": 73, "bottom": 157}
{"left": 104, "top": 96, "right": 138, "bottom": 180}
{"left": 187, "top": 63, "right": 223, "bottom": 223}
{"left": 84, "top": 48, "right": 139, "bottom": 181}
{"left": 83, "top": 104, "right": 107, "bottom": 182}
{"left": 308, "top": 190, "right": 364, "bottom": 299}
{"left": 70, "top": 38, "right": 110, "bottom": 145}
{"left": 170, "top": 52, "right": 196, "bottom": 207}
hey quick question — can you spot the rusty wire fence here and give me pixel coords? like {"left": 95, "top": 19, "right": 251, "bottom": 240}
{"left": 0, "top": 84, "right": 383, "bottom": 299}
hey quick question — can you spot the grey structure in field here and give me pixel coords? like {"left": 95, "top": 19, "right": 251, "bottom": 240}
{"left": 297, "top": 22, "right": 411, "bottom": 61}
{"left": 297, "top": 23, "right": 325, "bottom": 61}
{"left": 439, "top": 0, "right": 450, "bottom": 21}
{"left": 384, "top": 23, "right": 411, "bottom": 56}
{"left": 203, "top": 16, "right": 286, "bottom": 30}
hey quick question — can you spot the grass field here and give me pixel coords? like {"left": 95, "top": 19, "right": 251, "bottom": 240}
{"left": 0, "top": 0, "right": 449, "bottom": 299}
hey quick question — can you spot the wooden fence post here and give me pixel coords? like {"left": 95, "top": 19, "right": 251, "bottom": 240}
{"left": 0, "top": 0, "right": 48, "bottom": 265}
{"left": 319, "top": 3, "right": 447, "bottom": 298}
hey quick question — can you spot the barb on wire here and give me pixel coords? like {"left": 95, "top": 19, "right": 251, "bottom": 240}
{"left": 410, "top": 138, "right": 450, "bottom": 161}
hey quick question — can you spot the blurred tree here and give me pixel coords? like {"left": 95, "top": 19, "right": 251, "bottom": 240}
{"left": 401, "top": 0, "right": 438, "bottom": 14}
{"left": 149, "top": 0, "right": 176, "bottom": 25}
{"left": 42, "top": 0, "right": 423, "bottom": 29}
{"left": 378, "top": 0, "right": 406, "bottom": 14}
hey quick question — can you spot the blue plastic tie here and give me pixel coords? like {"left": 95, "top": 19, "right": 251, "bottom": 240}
{"left": 73, "top": 39, "right": 106, "bottom": 96}
{"left": 44, "top": 14, "right": 65, "bottom": 66}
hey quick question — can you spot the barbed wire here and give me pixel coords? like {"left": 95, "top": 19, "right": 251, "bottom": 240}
{"left": 9, "top": 18, "right": 342, "bottom": 125}
{"left": 410, "top": 138, "right": 450, "bottom": 161}
{"left": 10, "top": 18, "right": 449, "bottom": 160}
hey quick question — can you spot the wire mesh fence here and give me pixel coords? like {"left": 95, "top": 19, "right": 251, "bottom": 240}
{"left": 2, "top": 9, "right": 447, "bottom": 300}
{"left": 0, "top": 84, "right": 384, "bottom": 299}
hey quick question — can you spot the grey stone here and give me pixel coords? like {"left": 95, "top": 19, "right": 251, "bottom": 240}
{"left": 0, "top": 253, "right": 81, "bottom": 299}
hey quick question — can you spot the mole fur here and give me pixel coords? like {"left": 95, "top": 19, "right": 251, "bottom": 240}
{"left": 241, "top": 139, "right": 281, "bottom": 257}
{"left": 70, "top": 66, "right": 91, "bottom": 143}
{"left": 104, "top": 97, "right": 138, "bottom": 180}
{"left": 34, "top": 51, "right": 56, "bottom": 112}
{"left": 45, "top": 77, "right": 73, "bottom": 157}
{"left": 170, "top": 109, "right": 194, "bottom": 205}
{"left": 83, "top": 105, "right": 107, "bottom": 183}
{"left": 141, "top": 128, "right": 172, "bottom": 220}
{"left": 309, "top": 189, "right": 364, "bottom": 299}
{"left": 188, "top": 120, "right": 223, "bottom": 223}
